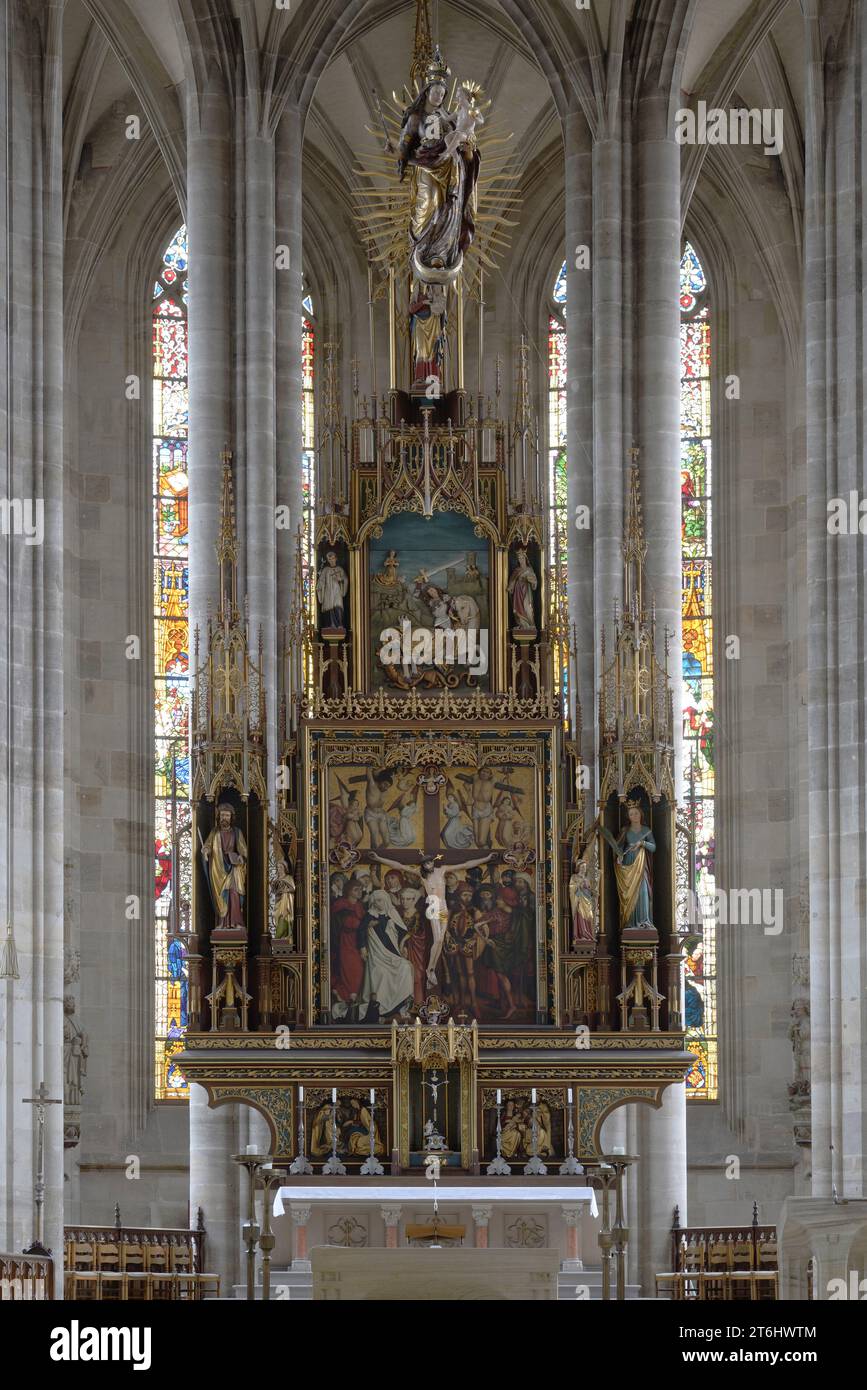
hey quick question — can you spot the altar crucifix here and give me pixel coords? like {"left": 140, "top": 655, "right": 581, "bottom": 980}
{"left": 370, "top": 837, "right": 496, "bottom": 994}
{"left": 22, "top": 1081, "right": 62, "bottom": 1255}
{"left": 328, "top": 752, "right": 540, "bottom": 1025}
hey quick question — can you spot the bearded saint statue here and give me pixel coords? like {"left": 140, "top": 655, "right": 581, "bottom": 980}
{"left": 202, "top": 802, "right": 248, "bottom": 934}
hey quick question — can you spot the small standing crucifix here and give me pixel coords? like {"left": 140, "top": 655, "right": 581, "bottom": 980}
{"left": 22, "top": 1081, "right": 62, "bottom": 1255}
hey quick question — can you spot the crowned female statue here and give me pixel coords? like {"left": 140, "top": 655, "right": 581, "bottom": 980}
{"left": 601, "top": 800, "right": 656, "bottom": 934}
{"left": 395, "top": 47, "right": 481, "bottom": 283}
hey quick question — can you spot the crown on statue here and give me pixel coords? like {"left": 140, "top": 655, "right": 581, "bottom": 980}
{"left": 426, "top": 46, "right": 451, "bottom": 84}
{"left": 625, "top": 798, "right": 642, "bottom": 810}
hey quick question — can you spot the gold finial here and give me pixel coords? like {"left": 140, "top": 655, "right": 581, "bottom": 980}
{"left": 218, "top": 451, "right": 237, "bottom": 559}
{"left": 424, "top": 45, "right": 451, "bottom": 86}
{"left": 410, "top": 0, "right": 435, "bottom": 89}
{"left": 513, "top": 336, "right": 531, "bottom": 432}
{"left": 322, "top": 343, "right": 341, "bottom": 433}
{"left": 623, "top": 450, "right": 647, "bottom": 612}
{"left": 217, "top": 450, "right": 239, "bottom": 623}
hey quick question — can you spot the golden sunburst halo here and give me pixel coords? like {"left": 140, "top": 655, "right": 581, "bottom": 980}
{"left": 352, "top": 78, "right": 521, "bottom": 280}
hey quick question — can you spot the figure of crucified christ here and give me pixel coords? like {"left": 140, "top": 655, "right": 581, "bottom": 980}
{"left": 369, "top": 848, "right": 497, "bottom": 987}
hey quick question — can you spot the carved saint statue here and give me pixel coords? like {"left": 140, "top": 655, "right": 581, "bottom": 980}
{"left": 63, "top": 995, "right": 89, "bottom": 1107}
{"left": 271, "top": 822, "right": 298, "bottom": 944}
{"left": 601, "top": 800, "right": 656, "bottom": 932}
{"left": 788, "top": 999, "right": 811, "bottom": 1097}
{"left": 508, "top": 548, "right": 538, "bottom": 633}
{"left": 202, "top": 802, "right": 248, "bottom": 932}
{"left": 568, "top": 853, "right": 597, "bottom": 947}
{"left": 316, "top": 549, "right": 349, "bottom": 634}
{"left": 409, "top": 280, "right": 448, "bottom": 396}
{"left": 273, "top": 860, "right": 296, "bottom": 944}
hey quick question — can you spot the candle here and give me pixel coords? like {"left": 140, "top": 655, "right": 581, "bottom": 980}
{"left": 611, "top": 1146, "right": 625, "bottom": 1155}
{"left": 246, "top": 1143, "right": 258, "bottom": 1155}
{"left": 298, "top": 1085, "right": 304, "bottom": 1102}
{"left": 369, "top": 1088, "right": 375, "bottom": 1105}
{"left": 567, "top": 1088, "right": 573, "bottom": 1105}
{"left": 332, "top": 1087, "right": 337, "bottom": 1104}
{"left": 496, "top": 1089, "right": 502, "bottom": 1105}
{"left": 531, "top": 1088, "right": 537, "bottom": 1105}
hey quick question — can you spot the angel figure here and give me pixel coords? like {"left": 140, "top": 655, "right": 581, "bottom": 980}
{"left": 383, "top": 769, "right": 420, "bottom": 848}
{"left": 441, "top": 780, "right": 474, "bottom": 849}
{"left": 271, "top": 823, "right": 298, "bottom": 943}
{"left": 494, "top": 790, "right": 525, "bottom": 851}
{"left": 329, "top": 777, "right": 364, "bottom": 849}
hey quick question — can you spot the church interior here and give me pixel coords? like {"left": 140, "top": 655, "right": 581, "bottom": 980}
{"left": 2, "top": 0, "right": 867, "bottom": 1318}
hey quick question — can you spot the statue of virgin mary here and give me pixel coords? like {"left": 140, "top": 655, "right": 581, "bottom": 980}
{"left": 395, "top": 47, "right": 481, "bottom": 284}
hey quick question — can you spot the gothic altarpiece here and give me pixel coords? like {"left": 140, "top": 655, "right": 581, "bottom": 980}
{"left": 177, "top": 15, "right": 692, "bottom": 1222}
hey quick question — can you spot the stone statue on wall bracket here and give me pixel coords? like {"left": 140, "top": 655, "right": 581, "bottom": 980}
{"left": 63, "top": 994, "right": 88, "bottom": 1108}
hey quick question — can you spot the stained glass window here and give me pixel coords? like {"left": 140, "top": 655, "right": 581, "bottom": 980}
{"left": 680, "top": 242, "right": 717, "bottom": 1101}
{"left": 302, "top": 314, "right": 316, "bottom": 622}
{"left": 552, "top": 260, "right": 568, "bottom": 307}
{"left": 548, "top": 264, "right": 569, "bottom": 714}
{"left": 153, "top": 225, "right": 190, "bottom": 1100}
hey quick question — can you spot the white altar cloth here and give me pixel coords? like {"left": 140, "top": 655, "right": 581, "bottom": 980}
{"left": 274, "top": 1184, "right": 598, "bottom": 1218}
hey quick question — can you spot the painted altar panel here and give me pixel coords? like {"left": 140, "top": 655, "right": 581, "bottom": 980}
{"left": 306, "top": 728, "right": 559, "bottom": 1027}
{"left": 367, "top": 511, "right": 492, "bottom": 692}
{"left": 480, "top": 1087, "right": 568, "bottom": 1169}
{"left": 306, "top": 1087, "right": 389, "bottom": 1170}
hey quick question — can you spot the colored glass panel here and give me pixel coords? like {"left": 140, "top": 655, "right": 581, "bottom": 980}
{"left": 548, "top": 289, "right": 568, "bottom": 715}
{"left": 302, "top": 317, "right": 316, "bottom": 639}
{"left": 552, "top": 260, "right": 568, "bottom": 305}
{"left": 153, "top": 225, "right": 190, "bottom": 1101}
{"left": 681, "top": 242, "right": 717, "bottom": 1101}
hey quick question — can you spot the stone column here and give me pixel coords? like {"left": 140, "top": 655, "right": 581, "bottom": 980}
{"left": 592, "top": 121, "right": 625, "bottom": 645}
{"left": 472, "top": 1205, "right": 492, "bottom": 1249}
{"left": 0, "top": 0, "right": 65, "bottom": 1273}
{"left": 242, "top": 102, "right": 278, "bottom": 785}
{"left": 276, "top": 105, "right": 305, "bottom": 716}
{"left": 381, "top": 1205, "right": 402, "bottom": 1248}
{"left": 634, "top": 1083, "right": 687, "bottom": 1295}
{"left": 802, "top": 0, "right": 867, "bottom": 1201}
{"left": 186, "top": 70, "right": 234, "bottom": 635}
{"left": 290, "top": 1204, "right": 312, "bottom": 1269}
{"left": 189, "top": 1086, "right": 240, "bottom": 1295}
{"left": 563, "top": 110, "right": 595, "bottom": 757}
{"left": 561, "top": 1206, "right": 583, "bottom": 1271}
{"left": 634, "top": 88, "right": 683, "bottom": 783}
